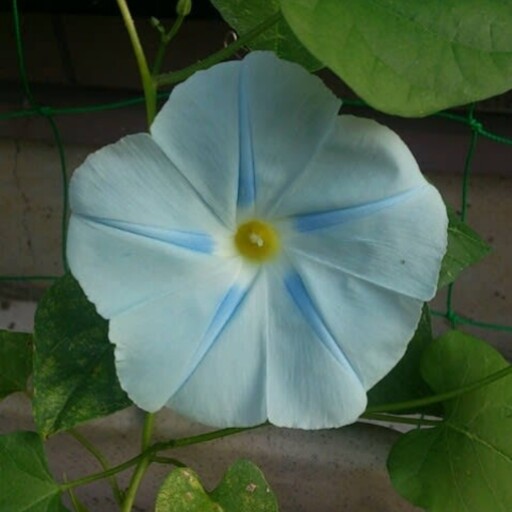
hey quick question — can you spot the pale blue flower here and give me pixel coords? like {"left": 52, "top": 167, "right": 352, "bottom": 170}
{"left": 67, "top": 52, "right": 447, "bottom": 429}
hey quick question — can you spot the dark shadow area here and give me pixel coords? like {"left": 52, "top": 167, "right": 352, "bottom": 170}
{"left": 0, "top": 0, "right": 220, "bottom": 18}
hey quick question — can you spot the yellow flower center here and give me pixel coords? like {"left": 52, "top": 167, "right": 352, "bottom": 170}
{"left": 234, "top": 219, "right": 280, "bottom": 262}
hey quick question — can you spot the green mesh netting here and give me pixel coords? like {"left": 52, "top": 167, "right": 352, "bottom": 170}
{"left": 1, "top": 0, "right": 512, "bottom": 335}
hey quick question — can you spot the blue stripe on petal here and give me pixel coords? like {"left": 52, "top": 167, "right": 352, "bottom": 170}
{"left": 237, "top": 61, "right": 256, "bottom": 208}
{"left": 78, "top": 215, "right": 214, "bottom": 253}
{"left": 284, "top": 272, "right": 361, "bottom": 383}
{"left": 175, "top": 283, "right": 249, "bottom": 392}
{"left": 295, "top": 185, "right": 426, "bottom": 233}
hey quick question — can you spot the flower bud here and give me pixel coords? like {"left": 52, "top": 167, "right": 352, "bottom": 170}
{"left": 176, "top": 0, "right": 192, "bottom": 16}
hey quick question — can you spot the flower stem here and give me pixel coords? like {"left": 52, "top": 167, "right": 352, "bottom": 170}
{"left": 68, "top": 429, "right": 123, "bottom": 506}
{"left": 121, "top": 458, "right": 150, "bottom": 512}
{"left": 121, "top": 412, "right": 155, "bottom": 512}
{"left": 141, "top": 411, "right": 155, "bottom": 450}
{"left": 155, "top": 11, "right": 283, "bottom": 87}
{"left": 365, "top": 364, "right": 512, "bottom": 414}
{"left": 116, "top": 0, "right": 157, "bottom": 126}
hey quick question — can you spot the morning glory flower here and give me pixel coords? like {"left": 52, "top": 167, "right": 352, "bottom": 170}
{"left": 67, "top": 52, "right": 447, "bottom": 429}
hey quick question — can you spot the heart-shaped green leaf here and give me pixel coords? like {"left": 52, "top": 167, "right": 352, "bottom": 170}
{"left": 279, "top": 0, "right": 512, "bottom": 116}
{"left": 156, "top": 459, "right": 278, "bottom": 512}
{"left": 438, "top": 209, "right": 491, "bottom": 289}
{"left": 388, "top": 330, "right": 512, "bottom": 511}
{"left": 33, "top": 273, "right": 132, "bottom": 437}
{"left": 210, "top": 0, "right": 320, "bottom": 71}
{"left": 0, "top": 431, "right": 69, "bottom": 511}
{"left": 0, "top": 330, "right": 32, "bottom": 400}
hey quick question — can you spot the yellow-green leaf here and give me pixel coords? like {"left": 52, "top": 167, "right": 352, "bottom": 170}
{"left": 156, "top": 460, "right": 278, "bottom": 512}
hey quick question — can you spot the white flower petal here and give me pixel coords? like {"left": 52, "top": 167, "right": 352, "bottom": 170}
{"left": 66, "top": 52, "right": 449, "bottom": 430}
{"left": 151, "top": 52, "right": 340, "bottom": 220}
{"left": 286, "top": 256, "right": 423, "bottom": 390}
{"left": 151, "top": 61, "right": 241, "bottom": 227}
{"left": 69, "top": 133, "right": 221, "bottom": 234}
{"left": 167, "top": 272, "right": 268, "bottom": 427}
{"left": 110, "top": 261, "right": 245, "bottom": 412}
{"left": 285, "top": 185, "right": 447, "bottom": 300}
{"left": 271, "top": 115, "right": 428, "bottom": 218}
{"left": 68, "top": 216, "right": 226, "bottom": 318}
{"left": 267, "top": 268, "right": 367, "bottom": 428}
{"left": 239, "top": 52, "right": 340, "bottom": 216}
{"left": 168, "top": 267, "right": 366, "bottom": 429}
{"left": 67, "top": 133, "right": 231, "bottom": 318}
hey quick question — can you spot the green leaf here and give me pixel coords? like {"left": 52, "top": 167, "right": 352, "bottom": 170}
{"left": 388, "top": 330, "right": 512, "bottom": 511}
{"left": 0, "top": 431, "right": 69, "bottom": 511}
{"left": 210, "top": 0, "right": 321, "bottom": 70}
{"left": 156, "top": 459, "right": 278, "bottom": 512}
{"left": 0, "top": 330, "right": 32, "bottom": 400}
{"left": 438, "top": 209, "right": 491, "bottom": 289}
{"left": 279, "top": 0, "right": 512, "bottom": 116}
{"left": 33, "top": 273, "right": 132, "bottom": 437}
{"left": 367, "top": 305, "right": 435, "bottom": 413}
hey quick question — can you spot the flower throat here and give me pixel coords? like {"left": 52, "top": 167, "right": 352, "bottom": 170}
{"left": 234, "top": 219, "right": 280, "bottom": 262}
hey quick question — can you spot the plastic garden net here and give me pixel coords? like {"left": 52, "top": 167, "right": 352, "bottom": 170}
{"left": 1, "top": 0, "right": 512, "bottom": 338}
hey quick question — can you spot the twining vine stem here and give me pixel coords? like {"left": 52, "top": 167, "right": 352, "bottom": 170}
{"left": 61, "top": 363, "right": 512, "bottom": 494}
{"left": 365, "top": 364, "right": 512, "bottom": 414}
{"left": 69, "top": 429, "right": 124, "bottom": 506}
{"left": 151, "top": 14, "right": 186, "bottom": 75}
{"left": 116, "top": 0, "right": 281, "bottom": 127}
{"left": 60, "top": 425, "right": 262, "bottom": 492}
{"left": 116, "top": 0, "right": 157, "bottom": 126}
{"left": 155, "top": 12, "right": 283, "bottom": 87}
{"left": 360, "top": 413, "right": 440, "bottom": 427}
